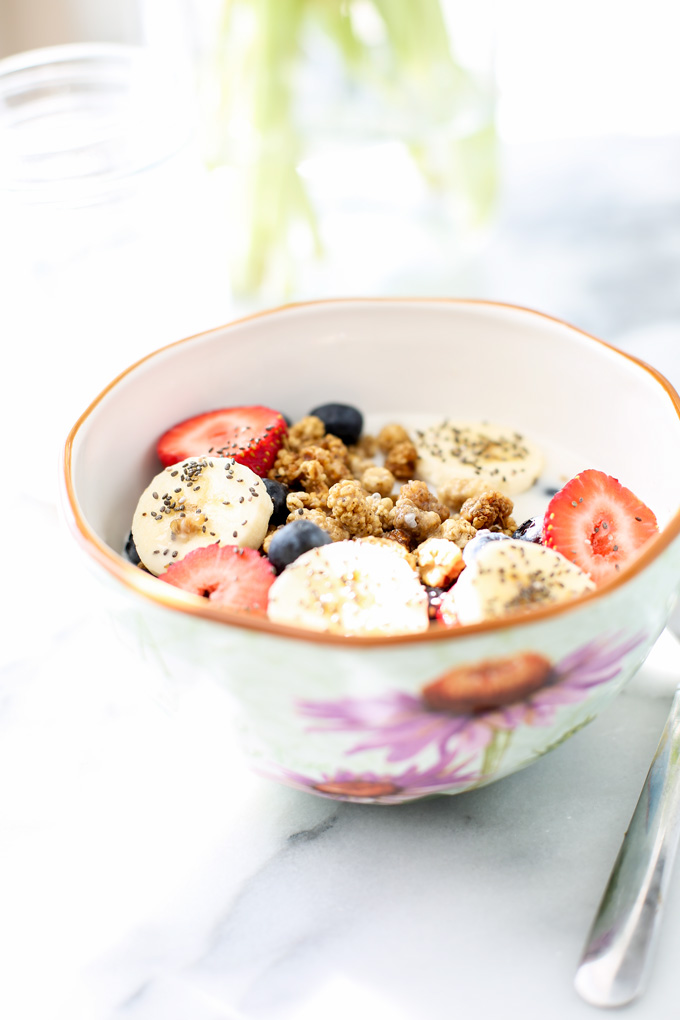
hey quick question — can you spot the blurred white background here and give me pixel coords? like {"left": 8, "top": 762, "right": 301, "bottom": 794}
{"left": 3, "top": 0, "right": 680, "bottom": 141}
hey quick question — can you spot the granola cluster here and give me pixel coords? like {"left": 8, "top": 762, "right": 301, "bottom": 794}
{"left": 265, "top": 415, "right": 519, "bottom": 586}
{"left": 459, "top": 490, "right": 516, "bottom": 534}
{"left": 392, "top": 480, "right": 450, "bottom": 542}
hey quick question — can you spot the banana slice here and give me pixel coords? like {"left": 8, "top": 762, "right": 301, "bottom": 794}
{"left": 451, "top": 538, "right": 595, "bottom": 625}
{"left": 132, "top": 456, "right": 273, "bottom": 575}
{"left": 267, "top": 539, "right": 429, "bottom": 636}
{"left": 414, "top": 420, "right": 543, "bottom": 496}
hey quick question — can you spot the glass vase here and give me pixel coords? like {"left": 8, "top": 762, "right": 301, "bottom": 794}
{"left": 201, "top": 0, "right": 498, "bottom": 307}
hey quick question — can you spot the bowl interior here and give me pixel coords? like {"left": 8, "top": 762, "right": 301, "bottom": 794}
{"left": 67, "top": 299, "right": 680, "bottom": 575}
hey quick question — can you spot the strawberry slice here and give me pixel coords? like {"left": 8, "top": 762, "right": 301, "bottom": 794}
{"left": 543, "top": 469, "right": 658, "bottom": 584}
{"left": 435, "top": 586, "right": 460, "bottom": 626}
{"left": 158, "top": 543, "right": 275, "bottom": 614}
{"left": 157, "top": 406, "right": 287, "bottom": 475}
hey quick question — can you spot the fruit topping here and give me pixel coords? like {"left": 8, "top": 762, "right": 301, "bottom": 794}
{"left": 511, "top": 517, "right": 543, "bottom": 543}
{"left": 263, "top": 478, "right": 290, "bottom": 525}
{"left": 543, "top": 469, "right": 658, "bottom": 584}
{"left": 267, "top": 540, "right": 429, "bottom": 636}
{"left": 414, "top": 420, "right": 543, "bottom": 496}
{"left": 128, "top": 403, "right": 663, "bottom": 637}
{"left": 267, "top": 519, "right": 333, "bottom": 573}
{"left": 424, "top": 585, "right": 446, "bottom": 620}
{"left": 159, "top": 543, "right": 275, "bottom": 613}
{"left": 451, "top": 539, "right": 595, "bottom": 624}
{"left": 462, "top": 529, "right": 510, "bottom": 565}
{"left": 132, "top": 457, "right": 273, "bottom": 575}
{"left": 157, "top": 405, "right": 287, "bottom": 475}
{"left": 309, "top": 402, "right": 363, "bottom": 446}
{"left": 123, "top": 531, "right": 141, "bottom": 565}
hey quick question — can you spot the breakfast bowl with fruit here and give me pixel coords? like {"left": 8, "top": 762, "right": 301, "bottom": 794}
{"left": 61, "top": 299, "right": 680, "bottom": 803}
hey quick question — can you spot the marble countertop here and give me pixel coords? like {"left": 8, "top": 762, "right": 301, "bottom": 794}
{"left": 5, "top": 134, "right": 680, "bottom": 1020}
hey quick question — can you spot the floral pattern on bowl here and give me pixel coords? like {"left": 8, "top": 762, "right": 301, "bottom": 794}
{"left": 273, "top": 760, "right": 482, "bottom": 805}
{"left": 257, "top": 631, "right": 646, "bottom": 803}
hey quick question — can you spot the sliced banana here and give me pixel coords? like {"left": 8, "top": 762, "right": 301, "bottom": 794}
{"left": 132, "top": 456, "right": 273, "bottom": 575}
{"left": 267, "top": 539, "right": 429, "bottom": 636}
{"left": 414, "top": 420, "right": 543, "bottom": 496}
{"left": 451, "top": 538, "right": 595, "bottom": 625}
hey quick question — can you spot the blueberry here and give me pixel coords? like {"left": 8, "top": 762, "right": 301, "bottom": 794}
{"left": 511, "top": 517, "right": 543, "bottom": 543}
{"left": 462, "top": 529, "right": 510, "bottom": 566}
{"left": 424, "top": 585, "right": 445, "bottom": 620}
{"left": 309, "top": 402, "right": 363, "bottom": 446}
{"left": 263, "top": 478, "right": 290, "bottom": 525}
{"left": 268, "top": 520, "right": 332, "bottom": 573}
{"left": 123, "top": 531, "right": 141, "bottom": 565}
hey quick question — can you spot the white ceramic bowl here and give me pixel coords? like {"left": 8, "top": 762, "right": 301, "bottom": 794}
{"left": 62, "top": 299, "right": 680, "bottom": 803}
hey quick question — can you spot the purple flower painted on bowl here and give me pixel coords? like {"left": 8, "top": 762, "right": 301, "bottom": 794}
{"left": 268, "top": 757, "right": 481, "bottom": 804}
{"left": 490, "top": 631, "right": 646, "bottom": 730}
{"left": 297, "top": 630, "right": 647, "bottom": 772}
{"left": 299, "top": 690, "right": 495, "bottom": 765}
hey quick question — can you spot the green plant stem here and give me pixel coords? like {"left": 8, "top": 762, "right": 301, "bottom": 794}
{"left": 210, "top": 0, "right": 496, "bottom": 297}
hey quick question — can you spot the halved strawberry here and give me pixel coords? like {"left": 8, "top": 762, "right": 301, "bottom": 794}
{"left": 157, "top": 406, "right": 287, "bottom": 475}
{"left": 158, "top": 543, "right": 275, "bottom": 614}
{"left": 543, "top": 469, "right": 658, "bottom": 585}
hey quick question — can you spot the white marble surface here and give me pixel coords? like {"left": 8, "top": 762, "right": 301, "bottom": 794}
{"left": 5, "top": 133, "right": 680, "bottom": 1020}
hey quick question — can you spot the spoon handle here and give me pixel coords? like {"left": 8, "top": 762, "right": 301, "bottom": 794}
{"left": 575, "top": 687, "right": 680, "bottom": 1007}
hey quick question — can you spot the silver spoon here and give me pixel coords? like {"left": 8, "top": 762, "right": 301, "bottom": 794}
{"left": 575, "top": 685, "right": 680, "bottom": 1007}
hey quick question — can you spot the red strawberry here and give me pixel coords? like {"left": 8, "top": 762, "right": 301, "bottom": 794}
{"left": 159, "top": 543, "right": 275, "bottom": 614}
{"left": 157, "top": 406, "right": 287, "bottom": 475}
{"left": 435, "top": 587, "right": 460, "bottom": 626}
{"left": 543, "top": 469, "right": 658, "bottom": 584}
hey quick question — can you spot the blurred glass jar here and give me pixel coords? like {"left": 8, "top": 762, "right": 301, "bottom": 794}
{"left": 201, "top": 0, "right": 498, "bottom": 304}
{"left": 0, "top": 43, "right": 226, "bottom": 504}
{"left": 0, "top": 42, "right": 198, "bottom": 275}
